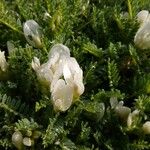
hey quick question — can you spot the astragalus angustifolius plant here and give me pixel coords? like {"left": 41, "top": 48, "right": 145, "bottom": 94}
{"left": 0, "top": 0, "right": 150, "bottom": 149}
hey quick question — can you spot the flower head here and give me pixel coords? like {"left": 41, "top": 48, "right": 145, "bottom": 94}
{"left": 49, "top": 44, "right": 84, "bottom": 111}
{"left": 32, "top": 44, "right": 84, "bottom": 112}
{"left": 23, "top": 20, "right": 42, "bottom": 48}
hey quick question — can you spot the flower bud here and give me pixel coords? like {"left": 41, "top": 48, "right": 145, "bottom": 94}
{"left": 12, "top": 131, "right": 23, "bottom": 150}
{"left": 23, "top": 20, "right": 42, "bottom": 48}
{"left": 137, "top": 10, "right": 149, "bottom": 25}
{"left": 32, "top": 130, "right": 41, "bottom": 139}
{"left": 0, "top": 50, "right": 8, "bottom": 72}
{"left": 115, "top": 106, "right": 131, "bottom": 121}
{"left": 127, "top": 110, "right": 139, "bottom": 127}
{"left": 142, "top": 121, "right": 150, "bottom": 134}
{"left": 23, "top": 137, "right": 32, "bottom": 147}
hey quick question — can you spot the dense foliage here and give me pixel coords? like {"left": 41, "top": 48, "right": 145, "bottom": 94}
{"left": 0, "top": 0, "right": 150, "bottom": 149}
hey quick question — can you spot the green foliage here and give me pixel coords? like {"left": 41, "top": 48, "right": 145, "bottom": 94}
{"left": 108, "top": 59, "right": 120, "bottom": 89}
{"left": 0, "top": 93, "right": 29, "bottom": 117}
{"left": 0, "top": 0, "right": 150, "bottom": 149}
{"left": 135, "top": 95, "right": 150, "bottom": 115}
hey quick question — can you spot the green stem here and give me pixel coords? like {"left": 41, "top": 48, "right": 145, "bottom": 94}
{"left": 127, "top": 0, "right": 133, "bottom": 19}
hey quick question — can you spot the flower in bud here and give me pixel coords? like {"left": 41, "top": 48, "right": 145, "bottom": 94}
{"left": 134, "top": 10, "right": 150, "bottom": 49}
{"left": 0, "top": 50, "right": 8, "bottom": 72}
{"left": 137, "top": 10, "right": 149, "bottom": 26}
{"left": 127, "top": 109, "right": 139, "bottom": 127}
{"left": 142, "top": 121, "right": 150, "bottom": 134}
{"left": 23, "top": 20, "right": 42, "bottom": 48}
{"left": 23, "top": 137, "right": 33, "bottom": 147}
{"left": 115, "top": 105, "right": 131, "bottom": 121}
{"left": 12, "top": 131, "right": 23, "bottom": 150}
{"left": 110, "top": 97, "right": 131, "bottom": 121}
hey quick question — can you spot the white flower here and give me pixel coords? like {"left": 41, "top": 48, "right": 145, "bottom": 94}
{"left": 0, "top": 50, "right": 8, "bottom": 72}
{"left": 127, "top": 109, "right": 139, "bottom": 127}
{"left": 23, "top": 20, "right": 42, "bottom": 48}
{"left": 134, "top": 10, "right": 150, "bottom": 49}
{"left": 32, "top": 44, "right": 84, "bottom": 112}
{"left": 31, "top": 57, "right": 53, "bottom": 87}
{"left": 110, "top": 97, "right": 131, "bottom": 121}
{"left": 142, "top": 121, "right": 150, "bottom": 134}
{"left": 49, "top": 44, "right": 84, "bottom": 111}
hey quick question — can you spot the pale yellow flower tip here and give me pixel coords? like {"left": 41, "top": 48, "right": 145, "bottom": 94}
{"left": 142, "top": 121, "right": 150, "bottom": 134}
{"left": 23, "top": 20, "right": 42, "bottom": 48}
{"left": 0, "top": 50, "right": 8, "bottom": 72}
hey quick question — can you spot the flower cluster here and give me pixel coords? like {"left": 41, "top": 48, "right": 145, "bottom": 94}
{"left": 134, "top": 10, "right": 150, "bottom": 49}
{"left": 32, "top": 44, "right": 84, "bottom": 112}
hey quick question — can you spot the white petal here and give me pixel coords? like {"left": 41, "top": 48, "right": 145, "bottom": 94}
{"left": 52, "top": 79, "right": 73, "bottom": 112}
{"left": 37, "top": 62, "right": 53, "bottom": 84}
{"left": 73, "top": 80, "right": 85, "bottom": 97}
{"left": 137, "top": 10, "right": 149, "bottom": 25}
{"left": 63, "top": 57, "right": 84, "bottom": 97}
{"left": 63, "top": 62, "right": 73, "bottom": 84}
{"left": 0, "top": 51, "right": 8, "bottom": 72}
{"left": 48, "top": 44, "right": 70, "bottom": 59}
{"left": 68, "top": 57, "right": 81, "bottom": 74}
{"left": 134, "top": 21, "right": 150, "bottom": 49}
{"left": 50, "top": 64, "right": 63, "bottom": 92}
{"left": 31, "top": 57, "right": 40, "bottom": 71}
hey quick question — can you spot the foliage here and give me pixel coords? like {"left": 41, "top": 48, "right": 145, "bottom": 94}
{"left": 0, "top": 0, "right": 150, "bottom": 149}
